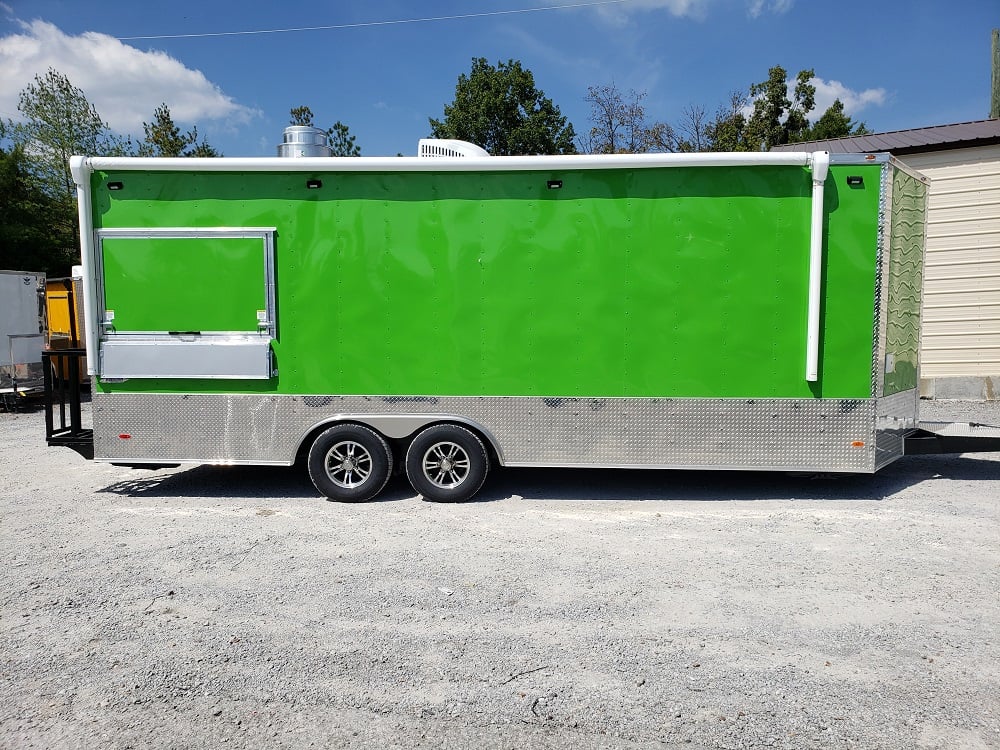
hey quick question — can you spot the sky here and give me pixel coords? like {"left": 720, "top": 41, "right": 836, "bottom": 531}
{"left": 0, "top": 0, "right": 996, "bottom": 157}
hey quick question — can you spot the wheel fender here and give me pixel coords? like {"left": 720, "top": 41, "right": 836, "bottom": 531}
{"left": 293, "top": 414, "right": 506, "bottom": 465}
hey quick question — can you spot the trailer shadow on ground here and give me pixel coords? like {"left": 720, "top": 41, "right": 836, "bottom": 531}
{"left": 475, "top": 453, "right": 1000, "bottom": 503}
{"left": 97, "top": 452, "right": 1000, "bottom": 504}
{"left": 99, "top": 465, "right": 321, "bottom": 500}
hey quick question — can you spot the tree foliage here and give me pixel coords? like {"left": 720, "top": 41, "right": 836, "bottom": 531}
{"left": 0, "top": 143, "right": 76, "bottom": 275}
{"left": 430, "top": 58, "right": 576, "bottom": 155}
{"left": 328, "top": 121, "right": 360, "bottom": 157}
{"left": 802, "top": 98, "right": 870, "bottom": 141}
{"left": 742, "top": 66, "right": 816, "bottom": 150}
{"left": 682, "top": 66, "right": 872, "bottom": 152}
{"left": 137, "top": 103, "right": 220, "bottom": 157}
{"left": 581, "top": 84, "right": 674, "bottom": 153}
{"left": 703, "top": 90, "right": 751, "bottom": 151}
{"left": 186, "top": 141, "right": 222, "bottom": 157}
{"left": 289, "top": 106, "right": 315, "bottom": 127}
{"left": 0, "top": 68, "right": 123, "bottom": 273}
{"left": 5, "top": 68, "right": 132, "bottom": 198}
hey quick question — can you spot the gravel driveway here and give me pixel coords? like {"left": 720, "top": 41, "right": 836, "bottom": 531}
{"left": 1, "top": 399, "right": 998, "bottom": 749}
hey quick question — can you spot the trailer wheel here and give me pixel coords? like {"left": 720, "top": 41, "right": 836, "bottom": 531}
{"left": 405, "top": 424, "right": 489, "bottom": 503}
{"left": 308, "top": 424, "right": 393, "bottom": 502}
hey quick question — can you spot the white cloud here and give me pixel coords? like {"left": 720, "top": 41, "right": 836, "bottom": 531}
{"left": 748, "top": 0, "right": 794, "bottom": 19}
{"left": 811, "top": 77, "right": 886, "bottom": 120}
{"left": 596, "top": 0, "right": 710, "bottom": 26}
{"left": 0, "top": 19, "right": 258, "bottom": 135}
{"left": 594, "top": 0, "right": 792, "bottom": 26}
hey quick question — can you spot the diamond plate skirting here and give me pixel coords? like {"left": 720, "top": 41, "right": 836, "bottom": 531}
{"left": 93, "top": 393, "right": 899, "bottom": 473}
{"left": 874, "top": 388, "right": 919, "bottom": 470}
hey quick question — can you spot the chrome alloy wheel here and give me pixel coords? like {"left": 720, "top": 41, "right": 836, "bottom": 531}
{"left": 421, "top": 441, "right": 471, "bottom": 488}
{"left": 325, "top": 440, "right": 373, "bottom": 489}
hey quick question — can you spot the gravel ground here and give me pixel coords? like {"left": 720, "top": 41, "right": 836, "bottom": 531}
{"left": 1, "top": 399, "right": 998, "bottom": 749}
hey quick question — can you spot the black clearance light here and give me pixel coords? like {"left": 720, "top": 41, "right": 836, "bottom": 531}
{"left": 107, "top": 181, "right": 124, "bottom": 191}
{"left": 306, "top": 179, "right": 323, "bottom": 189}
{"left": 547, "top": 180, "right": 563, "bottom": 190}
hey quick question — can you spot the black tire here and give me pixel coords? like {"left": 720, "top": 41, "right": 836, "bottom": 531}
{"left": 405, "top": 424, "right": 489, "bottom": 503}
{"left": 307, "top": 424, "right": 393, "bottom": 502}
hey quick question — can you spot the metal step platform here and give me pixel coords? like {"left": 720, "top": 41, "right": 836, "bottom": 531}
{"left": 42, "top": 349, "right": 93, "bottom": 460}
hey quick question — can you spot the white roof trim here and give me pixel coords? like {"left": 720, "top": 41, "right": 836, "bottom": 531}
{"left": 77, "top": 151, "right": 816, "bottom": 174}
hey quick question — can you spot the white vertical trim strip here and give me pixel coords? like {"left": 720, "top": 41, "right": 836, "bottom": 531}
{"left": 69, "top": 156, "right": 98, "bottom": 376}
{"left": 806, "top": 151, "right": 830, "bottom": 382}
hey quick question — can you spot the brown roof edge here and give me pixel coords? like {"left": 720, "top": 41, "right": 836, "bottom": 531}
{"left": 772, "top": 118, "right": 1000, "bottom": 154}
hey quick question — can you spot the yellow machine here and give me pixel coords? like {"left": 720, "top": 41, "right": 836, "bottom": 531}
{"left": 45, "top": 273, "right": 88, "bottom": 383}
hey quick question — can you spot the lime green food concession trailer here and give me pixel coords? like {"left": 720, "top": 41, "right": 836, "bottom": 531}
{"left": 44, "top": 142, "right": 998, "bottom": 502}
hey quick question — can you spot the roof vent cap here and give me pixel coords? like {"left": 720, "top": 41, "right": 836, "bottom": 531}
{"left": 418, "top": 139, "right": 490, "bottom": 158}
{"left": 278, "top": 126, "right": 332, "bottom": 158}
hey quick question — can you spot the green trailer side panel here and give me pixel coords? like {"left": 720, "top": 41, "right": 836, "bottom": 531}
{"left": 820, "top": 165, "right": 883, "bottom": 394}
{"left": 92, "top": 164, "right": 884, "bottom": 400}
{"left": 102, "top": 236, "right": 266, "bottom": 333}
{"left": 883, "top": 166, "right": 927, "bottom": 395}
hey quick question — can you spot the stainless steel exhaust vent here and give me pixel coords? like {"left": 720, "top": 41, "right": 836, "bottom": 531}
{"left": 278, "top": 126, "right": 332, "bottom": 158}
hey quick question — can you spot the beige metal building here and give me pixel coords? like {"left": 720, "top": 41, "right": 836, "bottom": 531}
{"left": 776, "top": 119, "right": 1000, "bottom": 399}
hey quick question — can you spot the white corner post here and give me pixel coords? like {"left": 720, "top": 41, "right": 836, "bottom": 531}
{"left": 805, "top": 151, "right": 830, "bottom": 382}
{"left": 69, "top": 156, "right": 98, "bottom": 376}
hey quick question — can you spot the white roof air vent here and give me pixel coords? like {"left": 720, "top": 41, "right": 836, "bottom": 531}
{"left": 418, "top": 139, "right": 490, "bottom": 158}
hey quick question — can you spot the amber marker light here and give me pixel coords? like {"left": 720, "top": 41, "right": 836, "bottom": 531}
{"left": 851, "top": 441, "right": 865, "bottom": 448}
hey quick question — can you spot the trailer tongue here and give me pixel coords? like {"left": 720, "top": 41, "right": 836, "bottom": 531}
{"left": 903, "top": 421, "right": 1000, "bottom": 455}
{"left": 42, "top": 140, "right": 1000, "bottom": 502}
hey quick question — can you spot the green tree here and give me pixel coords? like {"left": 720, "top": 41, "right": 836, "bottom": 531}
{"left": 743, "top": 66, "right": 790, "bottom": 150}
{"left": 744, "top": 66, "right": 816, "bottom": 150}
{"left": 289, "top": 105, "right": 315, "bottom": 126}
{"left": 5, "top": 68, "right": 132, "bottom": 199}
{"left": 138, "top": 103, "right": 187, "bottom": 157}
{"left": 798, "top": 98, "right": 870, "bottom": 141}
{"left": 582, "top": 84, "right": 675, "bottom": 154}
{"left": 686, "top": 67, "right": 876, "bottom": 152}
{"left": 327, "top": 121, "right": 360, "bottom": 157}
{"left": 0, "top": 143, "right": 75, "bottom": 275}
{"left": 186, "top": 140, "right": 221, "bottom": 157}
{"left": 705, "top": 90, "right": 752, "bottom": 152}
{"left": 698, "top": 67, "right": 838, "bottom": 151}
{"left": 138, "top": 103, "right": 219, "bottom": 157}
{"left": 430, "top": 58, "right": 576, "bottom": 155}
{"left": 783, "top": 69, "right": 816, "bottom": 144}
